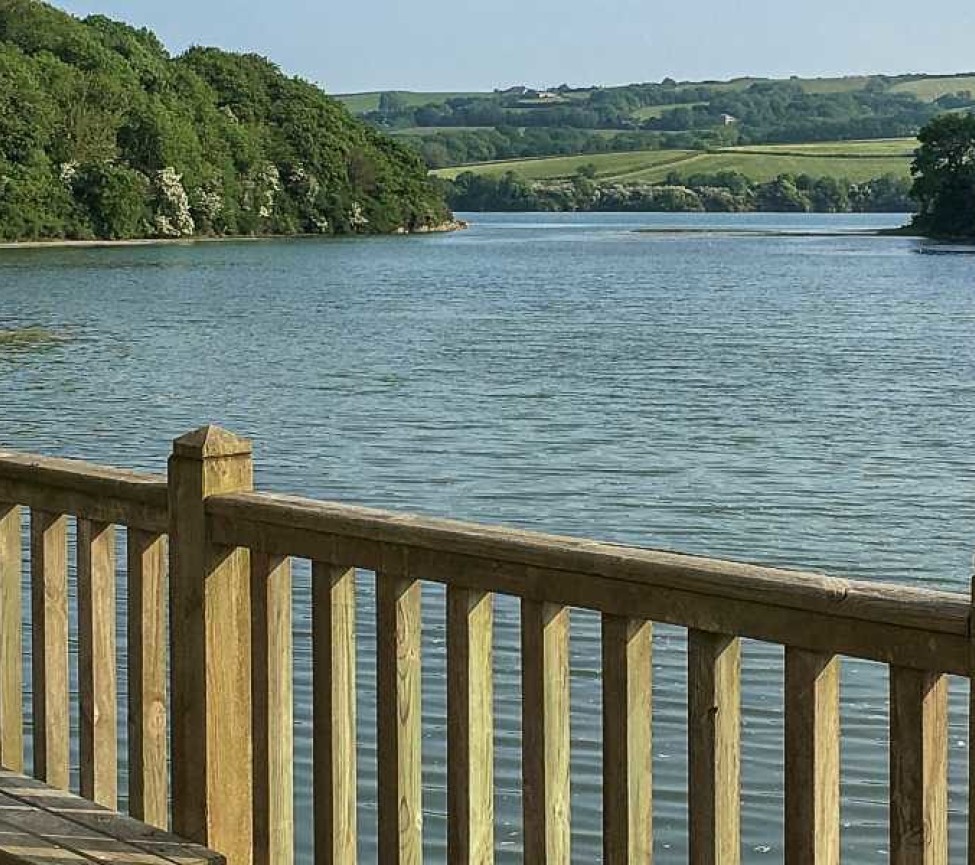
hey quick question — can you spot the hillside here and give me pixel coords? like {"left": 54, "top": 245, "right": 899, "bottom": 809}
{"left": 433, "top": 139, "right": 916, "bottom": 184}
{"left": 0, "top": 0, "right": 450, "bottom": 242}
{"left": 337, "top": 74, "right": 974, "bottom": 170}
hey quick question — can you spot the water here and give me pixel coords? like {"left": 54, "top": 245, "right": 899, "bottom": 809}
{"left": 1, "top": 212, "right": 973, "bottom": 862}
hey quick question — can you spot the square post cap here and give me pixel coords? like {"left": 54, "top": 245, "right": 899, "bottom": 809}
{"left": 172, "top": 425, "right": 253, "bottom": 459}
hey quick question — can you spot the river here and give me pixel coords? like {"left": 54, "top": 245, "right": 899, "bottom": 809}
{"left": 1, "top": 212, "right": 973, "bottom": 862}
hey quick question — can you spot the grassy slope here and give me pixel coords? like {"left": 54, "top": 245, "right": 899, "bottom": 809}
{"left": 890, "top": 75, "right": 975, "bottom": 100}
{"left": 334, "top": 91, "right": 485, "bottom": 112}
{"left": 434, "top": 150, "right": 697, "bottom": 181}
{"left": 433, "top": 138, "right": 916, "bottom": 184}
{"left": 631, "top": 101, "right": 706, "bottom": 120}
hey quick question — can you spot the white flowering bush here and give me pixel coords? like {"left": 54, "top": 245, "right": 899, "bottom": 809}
{"left": 256, "top": 163, "right": 280, "bottom": 219}
{"left": 193, "top": 186, "right": 224, "bottom": 225}
{"left": 153, "top": 167, "right": 195, "bottom": 236}
{"left": 349, "top": 200, "right": 369, "bottom": 229}
{"left": 59, "top": 162, "right": 79, "bottom": 185}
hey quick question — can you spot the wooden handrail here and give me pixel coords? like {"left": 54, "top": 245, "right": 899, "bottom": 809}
{"left": 205, "top": 489, "right": 970, "bottom": 673}
{"left": 0, "top": 451, "right": 167, "bottom": 531}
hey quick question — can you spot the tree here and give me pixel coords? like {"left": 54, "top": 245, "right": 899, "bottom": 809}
{"left": 0, "top": 1, "right": 450, "bottom": 240}
{"left": 910, "top": 112, "right": 975, "bottom": 237}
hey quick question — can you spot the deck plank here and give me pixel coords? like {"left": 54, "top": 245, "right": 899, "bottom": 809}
{"left": 0, "top": 790, "right": 167, "bottom": 864}
{"left": 0, "top": 771, "right": 222, "bottom": 865}
{"left": 0, "top": 814, "right": 97, "bottom": 865}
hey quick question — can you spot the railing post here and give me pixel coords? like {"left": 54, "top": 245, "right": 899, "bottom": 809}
{"left": 688, "top": 629, "right": 741, "bottom": 865}
{"left": 784, "top": 649, "right": 839, "bottom": 865}
{"left": 169, "top": 425, "right": 254, "bottom": 865}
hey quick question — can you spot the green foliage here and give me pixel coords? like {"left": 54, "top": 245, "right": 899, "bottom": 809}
{"left": 0, "top": 0, "right": 449, "bottom": 241}
{"left": 444, "top": 170, "right": 914, "bottom": 214}
{"left": 341, "top": 74, "right": 975, "bottom": 169}
{"left": 910, "top": 113, "right": 975, "bottom": 237}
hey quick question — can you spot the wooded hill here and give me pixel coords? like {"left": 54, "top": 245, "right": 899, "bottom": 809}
{"left": 0, "top": 0, "right": 450, "bottom": 241}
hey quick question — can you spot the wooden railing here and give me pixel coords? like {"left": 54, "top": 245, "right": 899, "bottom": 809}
{"left": 0, "top": 424, "right": 970, "bottom": 865}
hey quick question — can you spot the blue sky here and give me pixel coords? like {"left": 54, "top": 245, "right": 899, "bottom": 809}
{"left": 57, "top": 0, "right": 975, "bottom": 94}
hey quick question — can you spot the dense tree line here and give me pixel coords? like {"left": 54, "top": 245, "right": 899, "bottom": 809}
{"left": 0, "top": 0, "right": 449, "bottom": 241}
{"left": 642, "top": 82, "right": 939, "bottom": 143}
{"left": 442, "top": 170, "right": 914, "bottom": 214}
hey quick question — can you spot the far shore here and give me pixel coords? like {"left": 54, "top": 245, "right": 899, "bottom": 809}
{"left": 635, "top": 225, "right": 916, "bottom": 238}
{"left": 0, "top": 220, "right": 468, "bottom": 251}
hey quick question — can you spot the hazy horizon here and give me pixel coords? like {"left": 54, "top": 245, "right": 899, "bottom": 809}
{"left": 55, "top": 0, "right": 975, "bottom": 94}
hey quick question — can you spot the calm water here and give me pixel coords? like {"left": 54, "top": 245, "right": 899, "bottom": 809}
{"left": 1, "top": 212, "right": 974, "bottom": 862}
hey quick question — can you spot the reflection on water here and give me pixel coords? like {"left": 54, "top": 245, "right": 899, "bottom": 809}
{"left": 0, "top": 212, "right": 972, "bottom": 862}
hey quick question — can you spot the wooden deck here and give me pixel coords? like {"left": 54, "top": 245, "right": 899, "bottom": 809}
{"left": 0, "top": 770, "right": 221, "bottom": 865}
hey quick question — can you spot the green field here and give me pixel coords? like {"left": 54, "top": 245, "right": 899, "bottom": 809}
{"left": 725, "top": 139, "right": 916, "bottom": 156}
{"left": 390, "top": 126, "right": 497, "bottom": 136}
{"left": 334, "top": 91, "right": 484, "bottom": 113}
{"left": 433, "top": 149, "right": 698, "bottom": 181}
{"left": 433, "top": 138, "right": 917, "bottom": 184}
{"left": 891, "top": 75, "right": 975, "bottom": 101}
{"left": 631, "top": 101, "right": 706, "bottom": 120}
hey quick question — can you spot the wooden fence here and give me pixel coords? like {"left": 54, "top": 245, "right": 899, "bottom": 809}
{"left": 0, "top": 424, "right": 969, "bottom": 865}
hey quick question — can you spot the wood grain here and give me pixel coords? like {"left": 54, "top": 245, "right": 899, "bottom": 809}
{"left": 206, "top": 494, "right": 968, "bottom": 674}
{"left": 29, "top": 510, "right": 68, "bottom": 789}
{"left": 0, "top": 767, "right": 222, "bottom": 865}
{"left": 0, "top": 506, "right": 23, "bottom": 772}
{"left": 447, "top": 586, "right": 494, "bottom": 865}
{"left": 688, "top": 630, "right": 740, "bottom": 865}
{"left": 168, "top": 426, "right": 254, "bottom": 865}
{"left": 78, "top": 520, "right": 117, "bottom": 810}
{"left": 313, "top": 563, "right": 356, "bottom": 865}
{"left": 205, "top": 491, "right": 968, "bottom": 635}
{"left": 127, "top": 530, "right": 168, "bottom": 828}
{"left": 890, "top": 667, "right": 947, "bottom": 865}
{"left": 602, "top": 615, "right": 652, "bottom": 865}
{"left": 0, "top": 789, "right": 173, "bottom": 865}
{"left": 784, "top": 649, "right": 839, "bottom": 865}
{"left": 376, "top": 572, "right": 422, "bottom": 865}
{"left": 0, "top": 451, "right": 166, "bottom": 532}
{"left": 521, "top": 600, "right": 570, "bottom": 865}
{"left": 251, "top": 554, "right": 293, "bottom": 865}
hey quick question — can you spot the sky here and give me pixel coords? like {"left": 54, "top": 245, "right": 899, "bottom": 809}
{"left": 57, "top": 0, "right": 975, "bottom": 94}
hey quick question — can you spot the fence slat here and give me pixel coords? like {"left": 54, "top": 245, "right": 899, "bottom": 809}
{"left": 78, "top": 519, "right": 117, "bottom": 808}
{"left": 376, "top": 572, "right": 422, "bottom": 864}
{"left": 30, "top": 509, "right": 68, "bottom": 788}
{"left": 252, "top": 553, "right": 293, "bottom": 865}
{"left": 0, "top": 504, "right": 23, "bottom": 772}
{"left": 127, "top": 529, "right": 168, "bottom": 827}
{"left": 313, "top": 563, "right": 357, "bottom": 865}
{"left": 522, "top": 600, "right": 570, "bottom": 864}
{"left": 784, "top": 649, "right": 839, "bottom": 865}
{"left": 890, "top": 667, "right": 947, "bottom": 865}
{"left": 447, "top": 586, "right": 494, "bottom": 865}
{"left": 602, "top": 615, "right": 652, "bottom": 865}
{"left": 688, "top": 630, "right": 740, "bottom": 865}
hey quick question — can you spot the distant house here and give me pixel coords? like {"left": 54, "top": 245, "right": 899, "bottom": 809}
{"left": 537, "top": 91, "right": 560, "bottom": 100}
{"left": 720, "top": 113, "right": 738, "bottom": 126}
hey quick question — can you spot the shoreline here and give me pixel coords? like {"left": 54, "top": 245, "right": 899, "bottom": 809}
{"left": 634, "top": 227, "right": 912, "bottom": 238}
{"left": 0, "top": 219, "right": 468, "bottom": 251}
